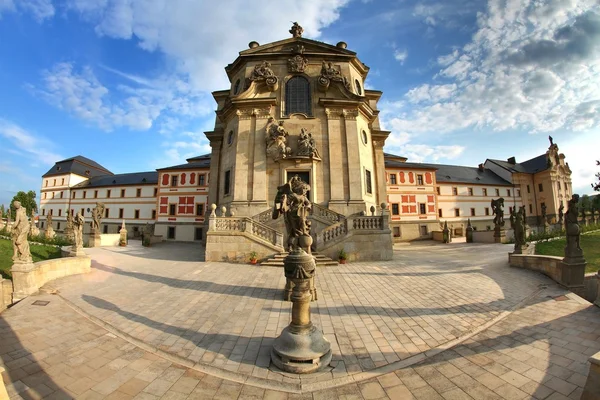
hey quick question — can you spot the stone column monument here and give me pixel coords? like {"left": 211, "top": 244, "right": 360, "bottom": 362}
{"left": 45, "top": 214, "right": 55, "bottom": 239}
{"left": 511, "top": 206, "right": 528, "bottom": 254}
{"left": 89, "top": 202, "right": 105, "bottom": 247}
{"left": 10, "top": 201, "right": 35, "bottom": 301}
{"left": 70, "top": 211, "right": 86, "bottom": 257}
{"left": 271, "top": 176, "right": 331, "bottom": 373}
{"left": 491, "top": 198, "right": 506, "bottom": 243}
{"left": 562, "top": 194, "right": 586, "bottom": 294}
{"left": 466, "top": 218, "right": 473, "bottom": 243}
{"left": 442, "top": 221, "right": 451, "bottom": 243}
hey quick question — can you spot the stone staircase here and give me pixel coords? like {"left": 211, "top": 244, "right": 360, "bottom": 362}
{"left": 260, "top": 252, "right": 339, "bottom": 267}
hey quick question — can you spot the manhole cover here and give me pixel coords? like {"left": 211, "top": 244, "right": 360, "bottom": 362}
{"left": 32, "top": 300, "right": 50, "bottom": 306}
{"left": 553, "top": 295, "right": 569, "bottom": 301}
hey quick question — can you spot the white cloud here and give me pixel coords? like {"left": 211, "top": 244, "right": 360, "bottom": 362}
{"left": 31, "top": 62, "right": 213, "bottom": 132}
{"left": 388, "top": 1, "right": 600, "bottom": 136}
{"left": 0, "top": 118, "right": 63, "bottom": 165}
{"left": 0, "top": 0, "right": 54, "bottom": 21}
{"left": 63, "top": 0, "right": 350, "bottom": 92}
{"left": 394, "top": 49, "right": 408, "bottom": 64}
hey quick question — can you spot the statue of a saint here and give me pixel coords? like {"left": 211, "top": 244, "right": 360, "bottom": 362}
{"left": 491, "top": 198, "right": 505, "bottom": 227}
{"left": 46, "top": 214, "right": 53, "bottom": 227}
{"left": 73, "top": 211, "right": 85, "bottom": 251}
{"left": 297, "top": 128, "right": 321, "bottom": 159}
{"left": 11, "top": 201, "right": 32, "bottom": 263}
{"left": 272, "top": 175, "right": 312, "bottom": 252}
{"left": 266, "top": 118, "right": 292, "bottom": 161}
{"left": 289, "top": 22, "right": 304, "bottom": 38}
{"left": 91, "top": 202, "right": 105, "bottom": 232}
{"left": 558, "top": 203, "right": 564, "bottom": 224}
{"left": 513, "top": 207, "right": 527, "bottom": 247}
{"left": 564, "top": 194, "right": 583, "bottom": 260}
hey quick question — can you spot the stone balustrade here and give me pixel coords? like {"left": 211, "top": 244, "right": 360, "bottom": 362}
{"left": 252, "top": 208, "right": 274, "bottom": 225}
{"left": 508, "top": 253, "right": 585, "bottom": 296}
{"left": 351, "top": 215, "right": 384, "bottom": 230}
{"left": 320, "top": 220, "right": 348, "bottom": 245}
{"left": 311, "top": 203, "right": 345, "bottom": 224}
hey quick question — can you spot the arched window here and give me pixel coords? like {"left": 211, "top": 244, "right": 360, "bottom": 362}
{"left": 285, "top": 76, "right": 311, "bottom": 116}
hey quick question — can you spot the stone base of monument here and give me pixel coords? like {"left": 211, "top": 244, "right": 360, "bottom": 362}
{"left": 271, "top": 324, "right": 332, "bottom": 374}
{"left": 512, "top": 244, "right": 529, "bottom": 255}
{"left": 494, "top": 227, "right": 506, "bottom": 243}
{"left": 283, "top": 277, "right": 317, "bottom": 302}
{"left": 10, "top": 261, "right": 36, "bottom": 301}
{"left": 560, "top": 258, "right": 586, "bottom": 296}
{"left": 272, "top": 248, "right": 331, "bottom": 374}
{"left": 69, "top": 247, "right": 86, "bottom": 257}
{"left": 88, "top": 231, "right": 101, "bottom": 248}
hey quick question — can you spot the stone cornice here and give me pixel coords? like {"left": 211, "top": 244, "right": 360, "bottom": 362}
{"left": 217, "top": 97, "right": 277, "bottom": 122}
{"left": 371, "top": 129, "right": 391, "bottom": 148}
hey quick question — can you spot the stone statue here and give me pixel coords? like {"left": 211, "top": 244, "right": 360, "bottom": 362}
{"left": 46, "top": 214, "right": 53, "bottom": 228}
{"left": 491, "top": 198, "right": 505, "bottom": 227}
{"left": 288, "top": 44, "right": 308, "bottom": 73}
{"left": 549, "top": 135, "right": 554, "bottom": 147}
{"left": 11, "top": 201, "right": 32, "bottom": 263}
{"left": 513, "top": 206, "right": 527, "bottom": 249}
{"left": 66, "top": 210, "right": 73, "bottom": 231}
{"left": 7, "top": 208, "right": 11, "bottom": 223}
{"left": 272, "top": 175, "right": 312, "bottom": 252}
{"left": 289, "top": 22, "right": 303, "bottom": 38}
{"left": 319, "top": 61, "right": 351, "bottom": 90}
{"left": 558, "top": 203, "right": 564, "bottom": 224}
{"left": 73, "top": 211, "right": 85, "bottom": 251}
{"left": 250, "top": 61, "right": 275, "bottom": 81}
{"left": 297, "top": 128, "right": 321, "bottom": 159}
{"left": 541, "top": 203, "right": 547, "bottom": 219}
{"left": 143, "top": 222, "right": 155, "bottom": 238}
{"left": 90, "top": 202, "right": 105, "bottom": 232}
{"left": 29, "top": 214, "right": 39, "bottom": 236}
{"left": 266, "top": 118, "right": 292, "bottom": 161}
{"left": 564, "top": 194, "right": 584, "bottom": 262}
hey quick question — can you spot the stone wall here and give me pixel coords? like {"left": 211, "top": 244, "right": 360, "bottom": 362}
{"left": 205, "top": 230, "right": 284, "bottom": 263}
{"left": 11, "top": 256, "right": 91, "bottom": 301}
{"left": 584, "top": 273, "right": 598, "bottom": 304}
{"left": 508, "top": 253, "right": 585, "bottom": 296}
{"left": 318, "top": 230, "right": 393, "bottom": 262}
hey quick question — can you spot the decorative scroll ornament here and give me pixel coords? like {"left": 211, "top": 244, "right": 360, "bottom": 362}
{"left": 297, "top": 128, "right": 320, "bottom": 159}
{"left": 265, "top": 117, "right": 292, "bottom": 161}
{"left": 318, "top": 61, "right": 351, "bottom": 91}
{"left": 288, "top": 45, "right": 308, "bottom": 73}
{"left": 289, "top": 22, "right": 304, "bottom": 38}
{"left": 250, "top": 61, "right": 278, "bottom": 91}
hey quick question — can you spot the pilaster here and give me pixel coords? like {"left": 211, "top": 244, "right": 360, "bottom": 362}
{"left": 325, "top": 108, "right": 344, "bottom": 204}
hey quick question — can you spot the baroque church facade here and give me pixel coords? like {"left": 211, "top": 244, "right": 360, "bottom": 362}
{"left": 38, "top": 24, "right": 573, "bottom": 260}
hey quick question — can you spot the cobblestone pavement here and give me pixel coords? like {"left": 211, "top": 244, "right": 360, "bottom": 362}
{"left": 1, "top": 241, "right": 599, "bottom": 399}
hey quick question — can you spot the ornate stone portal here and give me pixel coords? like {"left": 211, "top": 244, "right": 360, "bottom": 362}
{"left": 271, "top": 176, "right": 331, "bottom": 374}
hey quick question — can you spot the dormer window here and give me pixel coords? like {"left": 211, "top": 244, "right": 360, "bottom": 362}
{"left": 285, "top": 76, "right": 311, "bottom": 116}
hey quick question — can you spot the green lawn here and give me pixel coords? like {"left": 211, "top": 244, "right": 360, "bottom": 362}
{"left": 0, "top": 238, "right": 62, "bottom": 279}
{"left": 535, "top": 231, "right": 600, "bottom": 273}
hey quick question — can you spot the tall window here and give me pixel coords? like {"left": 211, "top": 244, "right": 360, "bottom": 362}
{"left": 285, "top": 76, "right": 311, "bottom": 116}
{"left": 169, "top": 204, "right": 176, "bottom": 216}
{"left": 196, "top": 204, "right": 205, "bottom": 216}
{"left": 365, "top": 170, "right": 372, "bottom": 194}
{"left": 507, "top": 189, "right": 511, "bottom": 196}
{"left": 134, "top": 210, "right": 140, "bottom": 219}
{"left": 107, "top": 189, "right": 111, "bottom": 198}
{"left": 438, "top": 209, "right": 443, "bottom": 217}
{"left": 483, "top": 188, "right": 487, "bottom": 196}
{"left": 119, "top": 209, "right": 124, "bottom": 218}
{"left": 485, "top": 207, "right": 490, "bottom": 216}
{"left": 538, "top": 183, "right": 543, "bottom": 192}
{"left": 527, "top": 185, "right": 530, "bottom": 193}
{"left": 390, "top": 174, "right": 397, "bottom": 185}
{"left": 454, "top": 208, "right": 460, "bottom": 217}
{"left": 199, "top": 174, "right": 206, "bottom": 186}
{"left": 224, "top": 170, "right": 231, "bottom": 196}
{"left": 105, "top": 208, "right": 109, "bottom": 218}
{"left": 121, "top": 189, "right": 126, "bottom": 197}
{"left": 495, "top": 188, "right": 500, "bottom": 196}
{"left": 452, "top": 187, "right": 458, "bottom": 195}
{"left": 136, "top": 188, "right": 142, "bottom": 198}
{"left": 468, "top": 188, "right": 473, "bottom": 196}
{"left": 470, "top": 208, "right": 476, "bottom": 216}
{"left": 392, "top": 204, "right": 399, "bottom": 215}
{"left": 419, "top": 203, "right": 426, "bottom": 214}
{"left": 417, "top": 175, "right": 424, "bottom": 185}
{"left": 171, "top": 175, "right": 178, "bottom": 187}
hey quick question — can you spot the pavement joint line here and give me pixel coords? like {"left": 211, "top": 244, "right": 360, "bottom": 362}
{"left": 56, "top": 282, "right": 547, "bottom": 394}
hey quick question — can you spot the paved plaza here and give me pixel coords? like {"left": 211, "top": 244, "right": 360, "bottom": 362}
{"left": 1, "top": 241, "right": 600, "bottom": 399}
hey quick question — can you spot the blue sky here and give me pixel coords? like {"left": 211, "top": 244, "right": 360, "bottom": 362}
{"left": 1, "top": 0, "right": 599, "bottom": 208}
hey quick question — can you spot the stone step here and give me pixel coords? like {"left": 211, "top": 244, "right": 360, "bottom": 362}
{"left": 260, "top": 252, "right": 338, "bottom": 267}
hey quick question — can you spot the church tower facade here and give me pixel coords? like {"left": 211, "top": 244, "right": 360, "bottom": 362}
{"left": 204, "top": 23, "right": 390, "bottom": 219}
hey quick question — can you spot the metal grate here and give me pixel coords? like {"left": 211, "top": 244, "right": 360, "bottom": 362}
{"left": 32, "top": 300, "right": 50, "bottom": 306}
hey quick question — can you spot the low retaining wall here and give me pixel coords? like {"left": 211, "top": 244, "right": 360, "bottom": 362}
{"left": 509, "top": 253, "right": 585, "bottom": 296}
{"left": 432, "top": 231, "right": 444, "bottom": 242}
{"left": 584, "top": 273, "right": 599, "bottom": 304}
{"left": 472, "top": 230, "right": 495, "bottom": 243}
{"left": 0, "top": 278, "right": 13, "bottom": 313}
{"left": 10, "top": 256, "right": 91, "bottom": 301}
{"left": 582, "top": 350, "right": 600, "bottom": 399}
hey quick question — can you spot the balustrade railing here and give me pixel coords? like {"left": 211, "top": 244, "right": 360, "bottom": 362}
{"left": 352, "top": 216, "right": 383, "bottom": 230}
{"left": 212, "top": 216, "right": 282, "bottom": 247}
{"left": 252, "top": 208, "right": 274, "bottom": 225}
{"left": 320, "top": 220, "right": 348, "bottom": 244}
{"left": 311, "top": 203, "right": 345, "bottom": 224}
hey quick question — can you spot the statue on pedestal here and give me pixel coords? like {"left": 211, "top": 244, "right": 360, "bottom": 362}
{"left": 512, "top": 206, "right": 528, "bottom": 253}
{"left": 12, "top": 201, "right": 32, "bottom": 263}
{"left": 265, "top": 118, "right": 292, "bottom": 161}
{"left": 491, "top": 198, "right": 505, "bottom": 228}
{"left": 45, "top": 214, "right": 55, "bottom": 239}
{"left": 272, "top": 175, "right": 312, "bottom": 252}
{"left": 73, "top": 211, "right": 85, "bottom": 253}
{"left": 558, "top": 203, "right": 564, "bottom": 224}
{"left": 564, "top": 194, "right": 584, "bottom": 263}
{"left": 297, "top": 128, "right": 321, "bottom": 159}
{"left": 90, "top": 202, "right": 105, "bottom": 232}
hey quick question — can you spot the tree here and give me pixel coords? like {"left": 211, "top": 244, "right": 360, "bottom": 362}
{"left": 593, "top": 160, "right": 600, "bottom": 192}
{"left": 580, "top": 194, "right": 591, "bottom": 213}
{"left": 0, "top": 204, "right": 4, "bottom": 215}
{"left": 9, "top": 191, "right": 37, "bottom": 217}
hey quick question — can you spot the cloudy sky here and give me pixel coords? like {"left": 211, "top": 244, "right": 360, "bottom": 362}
{"left": 0, "top": 0, "right": 598, "bottom": 207}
